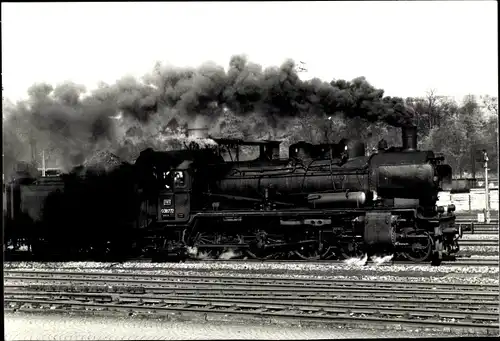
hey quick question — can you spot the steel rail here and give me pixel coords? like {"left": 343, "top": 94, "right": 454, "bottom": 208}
{"left": 182, "top": 259, "right": 500, "bottom": 266}
{"left": 460, "top": 241, "right": 498, "bottom": 246}
{"left": 4, "top": 298, "right": 498, "bottom": 333}
{"left": 7, "top": 285, "right": 497, "bottom": 303}
{"left": 6, "top": 256, "right": 497, "bottom": 266}
{"left": 5, "top": 292, "right": 498, "bottom": 320}
{"left": 4, "top": 284, "right": 498, "bottom": 301}
{"left": 4, "top": 289, "right": 499, "bottom": 306}
{"left": 456, "top": 220, "right": 498, "bottom": 224}
{"left": 4, "top": 269, "right": 498, "bottom": 291}
{"left": 6, "top": 269, "right": 498, "bottom": 333}
{"left": 460, "top": 252, "right": 499, "bottom": 257}
{"left": 463, "top": 231, "right": 498, "bottom": 235}
{"left": 4, "top": 274, "right": 499, "bottom": 295}
{"left": 6, "top": 290, "right": 499, "bottom": 311}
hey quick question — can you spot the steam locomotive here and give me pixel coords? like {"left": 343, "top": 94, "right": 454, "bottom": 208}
{"left": 4, "top": 126, "right": 460, "bottom": 265}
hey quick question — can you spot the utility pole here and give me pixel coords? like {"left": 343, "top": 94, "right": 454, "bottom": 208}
{"left": 42, "top": 150, "right": 46, "bottom": 177}
{"left": 483, "top": 150, "right": 491, "bottom": 224}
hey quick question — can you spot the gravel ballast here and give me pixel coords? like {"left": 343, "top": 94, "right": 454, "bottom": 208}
{"left": 5, "top": 259, "right": 499, "bottom": 273}
{"left": 459, "top": 246, "right": 499, "bottom": 253}
{"left": 460, "top": 234, "right": 499, "bottom": 240}
{"left": 5, "top": 311, "right": 473, "bottom": 340}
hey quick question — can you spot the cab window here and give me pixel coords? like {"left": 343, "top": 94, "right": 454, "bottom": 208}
{"left": 160, "top": 170, "right": 186, "bottom": 190}
{"left": 173, "top": 171, "right": 185, "bottom": 188}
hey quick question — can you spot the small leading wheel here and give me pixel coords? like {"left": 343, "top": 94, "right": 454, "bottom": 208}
{"left": 401, "top": 232, "right": 433, "bottom": 263}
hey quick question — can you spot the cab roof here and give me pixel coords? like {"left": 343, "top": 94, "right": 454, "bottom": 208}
{"left": 210, "top": 137, "right": 282, "bottom": 147}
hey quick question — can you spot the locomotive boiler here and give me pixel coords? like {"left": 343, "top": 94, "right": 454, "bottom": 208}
{"left": 135, "top": 125, "right": 459, "bottom": 265}
{"left": 210, "top": 127, "right": 451, "bottom": 209}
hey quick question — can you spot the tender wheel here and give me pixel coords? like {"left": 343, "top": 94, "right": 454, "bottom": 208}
{"left": 401, "top": 232, "right": 433, "bottom": 263}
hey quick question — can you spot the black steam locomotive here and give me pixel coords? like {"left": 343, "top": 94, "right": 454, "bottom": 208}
{"left": 4, "top": 126, "right": 460, "bottom": 265}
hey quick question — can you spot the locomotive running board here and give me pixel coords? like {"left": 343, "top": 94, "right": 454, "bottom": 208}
{"left": 194, "top": 244, "right": 250, "bottom": 249}
{"left": 189, "top": 207, "right": 417, "bottom": 220}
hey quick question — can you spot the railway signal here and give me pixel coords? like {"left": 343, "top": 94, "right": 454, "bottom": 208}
{"left": 472, "top": 144, "right": 492, "bottom": 224}
{"left": 482, "top": 150, "right": 491, "bottom": 224}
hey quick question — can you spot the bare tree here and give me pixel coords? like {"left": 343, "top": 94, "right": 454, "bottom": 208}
{"left": 295, "top": 61, "right": 308, "bottom": 73}
{"left": 425, "top": 89, "right": 438, "bottom": 129}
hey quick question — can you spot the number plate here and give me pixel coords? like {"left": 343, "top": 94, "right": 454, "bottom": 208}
{"left": 161, "top": 208, "right": 174, "bottom": 214}
{"left": 163, "top": 199, "right": 172, "bottom": 206}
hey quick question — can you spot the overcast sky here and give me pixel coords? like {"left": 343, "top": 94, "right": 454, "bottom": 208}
{"left": 1, "top": 1, "right": 498, "bottom": 102}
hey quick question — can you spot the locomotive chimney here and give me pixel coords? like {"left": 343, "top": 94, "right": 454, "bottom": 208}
{"left": 402, "top": 126, "right": 417, "bottom": 151}
{"left": 186, "top": 126, "right": 209, "bottom": 139}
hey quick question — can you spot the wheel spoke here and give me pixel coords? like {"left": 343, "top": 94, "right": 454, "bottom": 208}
{"left": 339, "top": 240, "right": 364, "bottom": 259}
{"left": 402, "top": 232, "right": 433, "bottom": 263}
{"left": 294, "top": 250, "right": 320, "bottom": 260}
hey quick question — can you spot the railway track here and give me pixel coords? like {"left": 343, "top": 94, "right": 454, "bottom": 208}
{"left": 4, "top": 258, "right": 498, "bottom": 268}
{"left": 176, "top": 258, "right": 500, "bottom": 266}
{"left": 4, "top": 253, "right": 499, "bottom": 268}
{"left": 464, "top": 231, "right": 499, "bottom": 235}
{"left": 4, "top": 270, "right": 499, "bottom": 334}
{"left": 460, "top": 240, "right": 498, "bottom": 246}
{"left": 456, "top": 217, "right": 498, "bottom": 224}
{"left": 5, "top": 269, "right": 499, "bottom": 292}
{"left": 458, "top": 222, "right": 499, "bottom": 235}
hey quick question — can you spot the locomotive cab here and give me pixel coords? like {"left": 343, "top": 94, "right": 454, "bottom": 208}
{"left": 157, "top": 167, "right": 191, "bottom": 224}
{"left": 135, "top": 147, "right": 222, "bottom": 227}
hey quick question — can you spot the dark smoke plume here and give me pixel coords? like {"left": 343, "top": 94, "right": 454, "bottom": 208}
{"left": 146, "top": 55, "right": 412, "bottom": 126}
{"left": 2, "top": 55, "right": 413, "bottom": 177}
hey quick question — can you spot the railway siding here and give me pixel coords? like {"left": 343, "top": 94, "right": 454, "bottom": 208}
{"left": 4, "top": 257, "right": 499, "bottom": 282}
{"left": 4, "top": 270, "right": 499, "bottom": 335}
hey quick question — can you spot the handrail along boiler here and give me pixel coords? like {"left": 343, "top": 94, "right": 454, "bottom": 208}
{"left": 136, "top": 126, "right": 459, "bottom": 265}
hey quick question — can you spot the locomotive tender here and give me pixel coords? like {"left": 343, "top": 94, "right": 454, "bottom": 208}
{"left": 4, "top": 126, "right": 460, "bottom": 265}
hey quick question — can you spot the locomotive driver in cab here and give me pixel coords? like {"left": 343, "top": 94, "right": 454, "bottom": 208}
{"left": 378, "top": 139, "right": 388, "bottom": 152}
{"left": 372, "top": 139, "right": 388, "bottom": 155}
